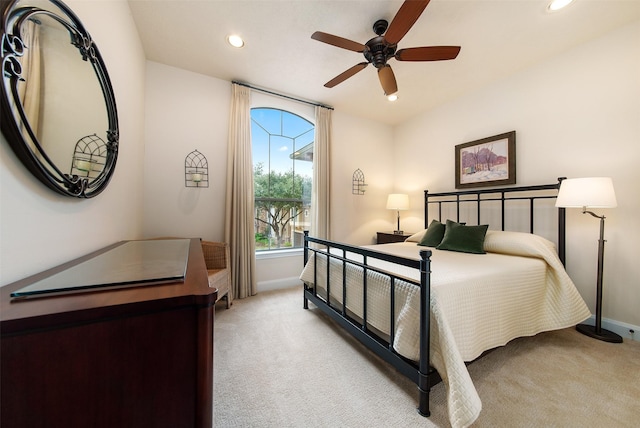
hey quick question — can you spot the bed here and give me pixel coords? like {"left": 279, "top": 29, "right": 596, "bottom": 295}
{"left": 299, "top": 179, "right": 590, "bottom": 428}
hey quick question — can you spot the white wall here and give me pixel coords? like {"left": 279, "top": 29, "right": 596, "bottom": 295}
{"left": 394, "top": 21, "right": 640, "bottom": 331}
{"left": 330, "top": 111, "right": 396, "bottom": 245}
{"left": 0, "top": 0, "right": 146, "bottom": 286}
{"left": 142, "top": 62, "right": 230, "bottom": 241}
{"left": 142, "top": 64, "right": 396, "bottom": 289}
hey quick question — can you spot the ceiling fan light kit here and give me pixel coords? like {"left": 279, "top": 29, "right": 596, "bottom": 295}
{"left": 548, "top": 0, "right": 575, "bottom": 12}
{"left": 227, "top": 34, "right": 245, "bottom": 48}
{"left": 311, "top": 0, "right": 460, "bottom": 97}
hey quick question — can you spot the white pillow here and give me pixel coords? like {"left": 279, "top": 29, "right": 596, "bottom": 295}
{"left": 483, "top": 230, "right": 557, "bottom": 255}
{"left": 404, "top": 229, "right": 427, "bottom": 243}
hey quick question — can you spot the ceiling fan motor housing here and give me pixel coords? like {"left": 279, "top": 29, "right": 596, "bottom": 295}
{"left": 373, "top": 19, "right": 388, "bottom": 35}
{"left": 364, "top": 36, "right": 397, "bottom": 68}
{"left": 364, "top": 19, "right": 397, "bottom": 68}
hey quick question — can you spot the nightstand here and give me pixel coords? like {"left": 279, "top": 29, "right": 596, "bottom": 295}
{"left": 376, "top": 231, "right": 413, "bottom": 244}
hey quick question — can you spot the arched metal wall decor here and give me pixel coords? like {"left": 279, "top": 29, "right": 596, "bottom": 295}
{"left": 69, "top": 134, "right": 107, "bottom": 179}
{"left": 352, "top": 168, "right": 367, "bottom": 195}
{"left": 185, "top": 150, "right": 208, "bottom": 188}
{"left": 0, "top": 0, "right": 119, "bottom": 197}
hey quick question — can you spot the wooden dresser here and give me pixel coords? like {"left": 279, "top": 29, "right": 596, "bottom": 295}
{"left": 0, "top": 238, "right": 216, "bottom": 428}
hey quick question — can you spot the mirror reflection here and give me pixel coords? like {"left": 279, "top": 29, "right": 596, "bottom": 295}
{"left": 1, "top": 0, "right": 118, "bottom": 197}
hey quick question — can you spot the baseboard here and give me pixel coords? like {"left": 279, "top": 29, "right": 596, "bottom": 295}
{"left": 580, "top": 316, "right": 639, "bottom": 342}
{"left": 257, "top": 277, "right": 302, "bottom": 293}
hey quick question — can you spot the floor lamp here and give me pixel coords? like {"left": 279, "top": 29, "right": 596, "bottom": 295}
{"left": 386, "top": 193, "right": 409, "bottom": 234}
{"left": 556, "top": 177, "right": 622, "bottom": 343}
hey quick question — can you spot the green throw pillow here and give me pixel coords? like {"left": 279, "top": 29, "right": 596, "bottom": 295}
{"left": 418, "top": 219, "right": 446, "bottom": 247}
{"left": 436, "top": 220, "right": 489, "bottom": 254}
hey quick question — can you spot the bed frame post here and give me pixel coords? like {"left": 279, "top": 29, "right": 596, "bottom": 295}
{"left": 303, "top": 231, "right": 309, "bottom": 309}
{"left": 557, "top": 177, "right": 567, "bottom": 266}
{"left": 417, "top": 249, "right": 432, "bottom": 417}
{"left": 424, "top": 190, "right": 429, "bottom": 228}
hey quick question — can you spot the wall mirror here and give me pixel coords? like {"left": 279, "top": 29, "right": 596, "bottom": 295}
{"left": 1, "top": 0, "right": 118, "bottom": 198}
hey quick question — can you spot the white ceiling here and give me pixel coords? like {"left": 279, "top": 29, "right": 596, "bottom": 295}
{"left": 128, "top": 0, "right": 640, "bottom": 126}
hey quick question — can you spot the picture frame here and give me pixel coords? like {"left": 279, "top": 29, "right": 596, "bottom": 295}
{"left": 455, "top": 131, "right": 516, "bottom": 189}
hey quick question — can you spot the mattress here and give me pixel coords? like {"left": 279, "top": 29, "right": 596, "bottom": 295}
{"left": 300, "top": 230, "right": 590, "bottom": 428}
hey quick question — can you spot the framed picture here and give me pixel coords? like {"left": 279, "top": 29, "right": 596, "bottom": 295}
{"left": 455, "top": 131, "right": 516, "bottom": 189}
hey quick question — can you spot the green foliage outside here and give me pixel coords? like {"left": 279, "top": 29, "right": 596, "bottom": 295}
{"left": 255, "top": 232, "right": 269, "bottom": 247}
{"left": 254, "top": 162, "right": 311, "bottom": 250}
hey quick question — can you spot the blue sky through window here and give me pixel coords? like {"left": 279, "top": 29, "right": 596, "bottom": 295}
{"left": 251, "top": 108, "right": 314, "bottom": 178}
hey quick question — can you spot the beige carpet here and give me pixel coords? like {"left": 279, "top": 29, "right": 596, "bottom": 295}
{"left": 213, "top": 286, "right": 640, "bottom": 427}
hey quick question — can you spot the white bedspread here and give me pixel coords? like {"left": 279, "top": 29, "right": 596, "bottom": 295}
{"left": 299, "top": 230, "right": 590, "bottom": 428}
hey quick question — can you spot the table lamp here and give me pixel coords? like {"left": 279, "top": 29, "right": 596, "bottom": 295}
{"left": 386, "top": 193, "right": 409, "bottom": 235}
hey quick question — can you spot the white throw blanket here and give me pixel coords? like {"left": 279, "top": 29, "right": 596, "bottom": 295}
{"left": 300, "top": 230, "right": 590, "bottom": 428}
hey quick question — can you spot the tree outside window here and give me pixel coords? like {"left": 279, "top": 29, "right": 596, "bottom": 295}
{"left": 252, "top": 108, "right": 314, "bottom": 251}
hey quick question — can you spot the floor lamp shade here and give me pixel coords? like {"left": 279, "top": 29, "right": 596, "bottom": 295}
{"left": 556, "top": 177, "right": 621, "bottom": 343}
{"left": 386, "top": 194, "right": 409, "bottom": 234}
{"left": 555, "top": 177, "right": 617, "bottom": 209}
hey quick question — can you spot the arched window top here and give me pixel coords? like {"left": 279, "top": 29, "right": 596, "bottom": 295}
{"left": 251, "top": 108, "right": 313, "bottom": 141}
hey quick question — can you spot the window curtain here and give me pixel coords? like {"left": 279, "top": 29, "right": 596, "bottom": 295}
{"left": 311, "top": 106, "right": 331, "bottom": 239}
{"left": 17, "top": 20, "right": 42, "bottom": 136}
{"left": 224, "top": 83, "right": 256, "bottom": 299}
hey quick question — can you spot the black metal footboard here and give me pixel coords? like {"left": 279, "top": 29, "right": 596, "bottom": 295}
{"left": 302, "top": 231, "right": 441, "bottom": 416}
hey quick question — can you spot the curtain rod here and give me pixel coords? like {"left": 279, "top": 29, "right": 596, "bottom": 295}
{"left": 232, "top": 81, "right": 334, "bottom": 110}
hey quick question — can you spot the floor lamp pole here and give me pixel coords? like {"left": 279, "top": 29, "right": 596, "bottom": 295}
{"left": 575, "top": 211, "right": 623, "bottom": 343}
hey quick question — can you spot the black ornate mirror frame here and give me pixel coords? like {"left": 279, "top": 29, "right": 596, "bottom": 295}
{"left": 0, "top": 0, "right": 118, "bottom": 198}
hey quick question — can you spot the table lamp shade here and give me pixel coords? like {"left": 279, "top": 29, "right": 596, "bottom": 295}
{"left": 386, "top": 194, "right": 409, "bottom": 210}
{"left": 555, "top": 177, "right": 617, "bottom": 209}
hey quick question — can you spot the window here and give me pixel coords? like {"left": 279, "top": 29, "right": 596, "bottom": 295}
{"left": 252, "top": 108, "right": 314, "bottom": 251}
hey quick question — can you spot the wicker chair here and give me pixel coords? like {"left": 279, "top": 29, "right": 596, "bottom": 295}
{"left": 201, "top": 240, "right": 232, "bottom": 308}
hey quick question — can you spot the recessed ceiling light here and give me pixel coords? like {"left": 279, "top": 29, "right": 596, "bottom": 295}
{"left": 227, "top": 35, "right": 244, "bottom": 48}
{"left": 548, "top": 0, "right": 575, "bottom": 12}
{"left": 387, "top": 93, "right": 398, "bottom": 102}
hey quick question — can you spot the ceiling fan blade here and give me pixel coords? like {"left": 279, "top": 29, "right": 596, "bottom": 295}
{"left": 384, "top": 0, "right": 431, "bottom": 45}
{"left": 395, "top": 46, "right": 461, "bottom": 61}
{"left": 324, "top": 62, "right": 369, "bottom": 88}
{"left": 311, "top": 31, "right": 365, "bottom": 52}
{"left": 378, "top": 65, "right": 398, "bottom": 95}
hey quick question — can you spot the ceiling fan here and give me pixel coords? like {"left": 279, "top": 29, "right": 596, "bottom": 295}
{"left": 311, "top": 0, "right": 460, "bottom": 95}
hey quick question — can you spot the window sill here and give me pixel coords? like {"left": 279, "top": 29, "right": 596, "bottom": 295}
{"left": 255, "top": 248, "right": 304, "bottom": 260}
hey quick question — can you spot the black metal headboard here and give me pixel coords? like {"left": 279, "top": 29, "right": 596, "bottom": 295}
{"left": 424, "top": 178, "right": 566, "bottom": 264}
